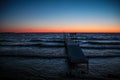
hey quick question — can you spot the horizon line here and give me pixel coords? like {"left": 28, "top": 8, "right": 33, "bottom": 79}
{"left": 0, "top": 32, "right": 120, "bottom": 34}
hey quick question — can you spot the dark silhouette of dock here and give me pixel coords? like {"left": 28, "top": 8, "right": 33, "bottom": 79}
{"left": 64, "top": 33, "right": 89, "bottom": 74}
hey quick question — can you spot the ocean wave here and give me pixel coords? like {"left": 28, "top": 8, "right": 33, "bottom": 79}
{"left": 0, "top": 42, "right": 64, "bottom": 47}
{"left": 1, "top": 44, "right": 120, "bottom": 49}
{"left": 0, "top": 39, "right": 15, "bottom": 42}
{"left": 30, "top": 39, "right": 64, "bottom": 43}
{"left": 0, "top": 55, "right": 66, "bottom": 59}
{"left": 30, "top": 39, "right": 44, "bottom": 42}
{"left": 80, "top": 46, "right": 120, "bottom": 49}
{"left": 86, "top": 41, "right": 120, "bottom": 45}
{"left": 0, "top": 54, "right": 120, "bottom": 58}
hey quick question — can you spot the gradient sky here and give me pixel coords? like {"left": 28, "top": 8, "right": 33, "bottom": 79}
{"left": 0, "top": 0, "right": 120, "bottom": 33}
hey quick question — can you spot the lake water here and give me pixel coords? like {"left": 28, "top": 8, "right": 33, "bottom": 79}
{"left": 0, "top": 33, "right": 120, "bottom": 80}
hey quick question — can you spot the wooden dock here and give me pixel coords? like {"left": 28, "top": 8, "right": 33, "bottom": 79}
{"left": 64, "top": 33, "right": 89, "bottom": 74}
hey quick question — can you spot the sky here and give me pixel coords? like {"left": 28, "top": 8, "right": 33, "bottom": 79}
{"left": 0, "top": 0, "right": 120, "bottom": 33}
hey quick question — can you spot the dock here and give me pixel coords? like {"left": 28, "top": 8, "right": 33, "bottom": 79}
{"left": 64, "top": 33, "right": 89, "bottom": 74}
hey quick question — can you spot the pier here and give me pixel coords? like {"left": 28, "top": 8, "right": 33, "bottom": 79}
{"left": 64, "top": 33, "right": 89, "bottom": 74}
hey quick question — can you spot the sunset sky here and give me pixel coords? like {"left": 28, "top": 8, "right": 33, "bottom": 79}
{"left": 0, "top": 0, "right": 120, "bottom": 33}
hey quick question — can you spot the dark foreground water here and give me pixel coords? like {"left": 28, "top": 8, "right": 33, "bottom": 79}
{"left": 0, "top": 33, "right": 120, "bottom": 80}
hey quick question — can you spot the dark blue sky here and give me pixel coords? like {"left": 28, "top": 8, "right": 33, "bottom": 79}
{"left": 0, "top": 0, "right": 120, "bottom": 32}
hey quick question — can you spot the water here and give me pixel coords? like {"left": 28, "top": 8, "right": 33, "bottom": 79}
{"left": 0, "top": 33, "right": 120, "bottom": 57}
{"left": 0, "top": 33, "right": 120, "bottom": 79}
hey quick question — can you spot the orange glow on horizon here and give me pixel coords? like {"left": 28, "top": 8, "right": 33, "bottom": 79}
{"left": 0, "top": 27, "right": 120, "bottom": 33}
{"left": 0, "top": 24, "right": 120, "bottom": 33}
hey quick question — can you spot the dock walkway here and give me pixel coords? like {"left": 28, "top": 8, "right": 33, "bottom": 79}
{"left": 64, "top": 33, "right": 89, "bottom": 73}
{"left": 66, "top": 44, "right": 88, "bottom": 64}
